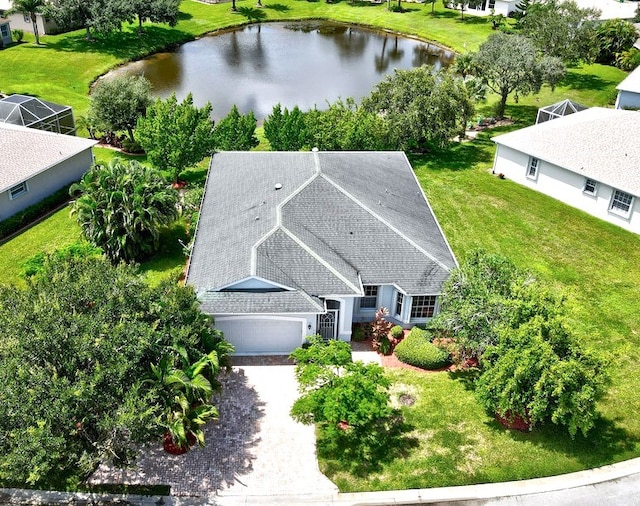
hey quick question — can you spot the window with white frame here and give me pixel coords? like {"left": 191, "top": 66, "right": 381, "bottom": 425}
{"left": 583, "top": 178, "right": 598, "bottom": 196}
{"left": 395, "top": 292, "right": 404, "bottom": 318}
{"left": 23, "top": 13, "right": 30, "bottom": 23}
{"left": 526, "top": 157, "right": 539, "bottom": 180}
{"left": 609, "top": 189, "right": 634, "bottom": 217}
{"left": 9, "top": 182, "right": 28, "bottom": 200}
{"left": 410, "top": 295, "right": 437, "bottom": 319}
{"left": 360, "top": 285, "right": 378, "bottom": 309}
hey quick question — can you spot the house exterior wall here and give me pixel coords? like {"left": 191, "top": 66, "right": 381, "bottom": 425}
{"left": 494, "top": 144, "right": 640, "bottom": 234}
{"left": 0, "top": 20, "right": 11, "bottom": 45}
{"left": 615, "top": 90, "right": 640, "bottom": 110}
{"left": 6, "top": 12, "right": 58, "bottom": 35}
{"left": 0, "top": 148, "right": 93, "bottom": 221}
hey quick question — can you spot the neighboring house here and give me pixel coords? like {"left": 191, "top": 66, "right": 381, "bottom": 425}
{"left": 492, "top": 107, "right": 640, "bottom": 234}
{"left": 615, "top": 66, "right": 640, "bottom": 110}
{"left": 0, "top": 123, "right": 96, "bottom": 221}
{"left": 0, "top": 94, "right": 76, "bottom": 135}
{"left": 0, "top": 0, "right": 59, "bottom": 36}
{"left": 186, "top": 151, "right": 457, "bottom": 355}
{"left": 0, "top": 19, "right": 11, "bottom": 46}
{"left": 447, "top": 0, "right": 519, "bottom": 17}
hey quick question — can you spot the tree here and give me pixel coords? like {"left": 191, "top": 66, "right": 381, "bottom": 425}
{"left": 476, "top": 316, "right": 609, "bottom": 437}
{"left": 520, "top": 0, "right": 600, "bottom": 65}
{"left": 9, "top": 0, "right": 46, "bottom": 44}
{"left": 471, "top": 32, "right": 565, "bottom": 118}
{"left": 0, "top": 254, "right": 231, "bottom": 486}
{"left": 89, "top": 75, "right": 152, "bottom": 143}
{"left": 304, "top": 98, "right": 391, "bottom": 151}
{"left": 135, "top": 93, "right": 216, "bottom": 182}
{"left": 595, "top": 19, "right": 637, "bottom": 66}
{"left": 126, "top": 0, "right": 180, "bottom": 33}
{"left": 263, "top": 104, "right": 308, "bottom": 151}
{"left": 47, "top": 0, "right": 131, "bottom": 39}
{"left": 362, "top": 65, "right": 474, "bottom": 151}
{"left": 290, "top": 337, "right": 399, "bottom": 465}
{"left": 70, "top": 159, "right": 179, "bottom": 263}
{"left": 212, "top": 105, "right": 259, "bottom": 151}
{"left": 433, "top": 250, "right": 527, "bottom": 359}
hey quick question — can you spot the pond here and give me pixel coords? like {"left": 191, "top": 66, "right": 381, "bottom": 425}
{"left": 113, "top": 21, "right": 454, "bottom": 121}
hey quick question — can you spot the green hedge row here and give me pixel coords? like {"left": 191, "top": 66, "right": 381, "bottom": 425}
{"left": 0, "top": 185, "right": 71, "bottom": 241}
{"left": 395, "top": 327, "right": 451, "bottom": 370}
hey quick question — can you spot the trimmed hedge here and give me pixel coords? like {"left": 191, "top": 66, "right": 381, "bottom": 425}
{"left": 395, "top": 327, "right": 451, "bottom": 370}
{"left": 0, "top": 185, "right": 71, "bottom": 241}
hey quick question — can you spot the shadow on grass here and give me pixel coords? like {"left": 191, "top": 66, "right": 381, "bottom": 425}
{"left": 486, "top": 414, "right": 637, "bottom": 468}
{"left": 138, "top": 222, "right": 188, "bottom": 281}
{"left": 45, "top": 26, "right": 195, "bottom": 59}
{"left": 561, "top": 69, "right": 617, "bottom": 92}
{"left": 264, "top": 2, "right": 291, "bottom": 9}
{"left": 318, "top": 412, "right": 420, "bottom": 476}
{"left": 237, "top": 6, "right": 268, "bottom": 20}
{"left": 408, "top": 134, "right": 496, "bottom": 171}
{"left": 447, "top": 368, "right": 481, "bottom": 392}
{"left": 429, "top": 9, "right": 488, "bottom": 23}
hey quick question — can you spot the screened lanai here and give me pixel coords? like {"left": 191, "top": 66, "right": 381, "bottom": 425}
{"left": 535, "top": 99, "right": 588, "bottom": 124}
{"left": 0, "top": 94, "right": 76, "bottom": 135}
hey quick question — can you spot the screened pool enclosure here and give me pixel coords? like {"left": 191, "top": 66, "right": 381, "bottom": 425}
{"left": 0, "top": 94, "right": 76, "bottom": 135}
{"left": 535, "top": 99, "right": 588, "bottom": 124}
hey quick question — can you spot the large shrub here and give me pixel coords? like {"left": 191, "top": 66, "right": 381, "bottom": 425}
{"left": 394, "top": 327, "right": 451, "bottom": 370}
{"left": 0, "top": 254, "right": 231, "bottom": 487}
{"left": 70, "top": 159, "right": 178, "bottom": 263}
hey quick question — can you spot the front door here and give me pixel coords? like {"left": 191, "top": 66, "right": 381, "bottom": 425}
{"left": 317, "top": 300, "right": 340, "bottom": 341}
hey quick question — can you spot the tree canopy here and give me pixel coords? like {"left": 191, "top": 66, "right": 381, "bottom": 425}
{"left": 362, "top": 65, "right": 474, "bottom": 151}
{"left": 519, "top": 0, "right": 600, "bottom": 64}
{"left": 89, "top": 75, "right": 152, "bottom": 143}
{"left": 0, "top": 254, "right": 231, "bottom": 487}
{"left": 471, "top": 32, "right": 565, "bottom": 118}
{"left": 212, "top": 105, "right": 259, "bottom": 151}
{"left": 70, "top": 159, "right": 178, "bottom": 263}
{"left": 135, "top": 93, "right": 216, "bottom": 182}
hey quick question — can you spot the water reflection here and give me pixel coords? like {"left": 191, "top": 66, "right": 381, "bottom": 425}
{"left": 114, "top": 21, "right": 453, "bottom": 121}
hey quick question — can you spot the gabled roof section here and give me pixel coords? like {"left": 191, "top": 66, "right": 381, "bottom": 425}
{"left": 199, "top": 290, "right": 324, "bottom": 314}
{"left": 186, "top": 151, "right": 457, "bottom": 309}
{"left": 616, "top": 66, "right": 640, "bottom": 93}
{"left": 0, "top": 123, "right": 97, "bottom": 193}
{"left": 492, "top": 108, "right": 640, "bottom": 197}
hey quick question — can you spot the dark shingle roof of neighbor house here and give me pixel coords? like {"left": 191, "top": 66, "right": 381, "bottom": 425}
{"left": 0, "top": 123, "right": 97, "bottom": 193}
{"left": 492, "top": 107, "right": 640, "bottom": 197}
{"left": 186, "top": 151, "right": 457, "bottom": 314}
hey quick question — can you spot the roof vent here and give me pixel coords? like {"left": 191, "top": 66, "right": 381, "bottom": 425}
{"left": 274, "top": 183, "right": 283, "bottom": 190}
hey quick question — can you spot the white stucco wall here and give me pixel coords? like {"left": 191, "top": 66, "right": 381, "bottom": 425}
{"left": 494, "top": 145, "right": 640, "bottom": 234}
{"left": 0, "top": 148, "right": 93, "bottom": 221}
{"left": 5, "top": 12, "right": 58, "bottom": 35}
{"left": 615, "top": 90, "right": 640, "bottom": 110}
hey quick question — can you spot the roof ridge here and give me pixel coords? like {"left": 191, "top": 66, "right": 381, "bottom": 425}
{"left": 319, "top": 173, "right": 453, "bottom": 273}
{"left": 280, "top": 226, "right": 361, "bottom": 294}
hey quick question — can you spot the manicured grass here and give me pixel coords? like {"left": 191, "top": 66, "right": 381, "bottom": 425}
{"left": 318, "top": 129, "right": 640, "bottom": 491}
{"left": 0, "top": 0, "right": 493, "bottom": 118}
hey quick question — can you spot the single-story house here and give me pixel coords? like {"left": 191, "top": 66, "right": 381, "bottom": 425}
{"left": 0, "top": 18, "right": 11, "bottom": 46}
{"left": 450, "top": 0, "right": 519, "bottom": 17}
{"left": 186, "top": 151, "right": 457, "bottom": 355}
{"left": 492, "top": 107, "right": 640, "bottom": 234}
{"left": 615, "top": 66, "right": 640, "bottom": 110}
{"left": 0, "top": 0, "right": 60, "bottom": 36}
{"left": 0, "top": 123, "right": 97, "bottom": 221}
{"left": 0, "top": 94, "right": 76, "bottom": 135}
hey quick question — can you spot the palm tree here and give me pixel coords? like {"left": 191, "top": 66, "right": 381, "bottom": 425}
{"left": 9, "top": 0, "right": 46, "bottom": 45}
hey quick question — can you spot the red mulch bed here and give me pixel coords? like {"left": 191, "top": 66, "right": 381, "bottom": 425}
{"left": 354, "top": 338, "right": 453, "bottom": 373}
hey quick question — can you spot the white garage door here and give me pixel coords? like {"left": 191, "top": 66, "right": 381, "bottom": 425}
{"left": 216, "top": 318, "right": 303, "bottom": 355}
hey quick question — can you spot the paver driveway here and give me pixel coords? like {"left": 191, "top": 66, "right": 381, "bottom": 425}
{"left": 88, "top": 365, "right": 337, "bottom": 500}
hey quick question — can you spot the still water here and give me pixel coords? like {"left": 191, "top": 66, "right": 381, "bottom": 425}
{"left": 114, "top": 21, "right": 454, "bottom": 121}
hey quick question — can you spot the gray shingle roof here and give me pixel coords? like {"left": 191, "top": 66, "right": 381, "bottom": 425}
{"left": 186, "top": 151, "right": 457, "bottom": 314}
{"left": 0, "top": 123, "right": 97, "bottom": 193}
{"left": 199, "top": 290, "right": 324, "bottom": 314}
{"left": 492, "top": 108, "right": 640, "bottom": 197}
